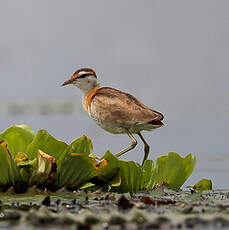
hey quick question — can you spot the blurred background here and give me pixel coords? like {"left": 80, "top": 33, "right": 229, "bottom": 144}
{"left": 0, "top": 1, "right": 228, "bottom": 188}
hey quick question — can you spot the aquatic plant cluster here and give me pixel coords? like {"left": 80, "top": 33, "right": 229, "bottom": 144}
{"left": 0, "top": 125, "right": 197, "bottom": 193}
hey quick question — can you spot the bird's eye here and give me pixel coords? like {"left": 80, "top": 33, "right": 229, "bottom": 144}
{"left": 78, "top": 73, "right": 95, "bottom": 79}
{"left": 78, "top": 73, "right": 90, "bottom": 79}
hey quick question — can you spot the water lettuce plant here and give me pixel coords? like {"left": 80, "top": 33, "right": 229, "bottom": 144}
{"left": 188, "top": 179, "right": 213, "bottom": 191}
{"left": 0, "top": 125, "right": 196, "bottom": 193}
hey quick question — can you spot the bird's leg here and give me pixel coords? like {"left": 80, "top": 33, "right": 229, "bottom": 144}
{"left": 115, "top": 130, "right": 137, "bottom": 158}
{"left": 138, "top": 132, "right": 150, "bottom": 166}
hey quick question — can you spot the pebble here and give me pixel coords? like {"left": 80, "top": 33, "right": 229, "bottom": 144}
{"left": 41, "top": 196, "right": 51, "bottom": 206}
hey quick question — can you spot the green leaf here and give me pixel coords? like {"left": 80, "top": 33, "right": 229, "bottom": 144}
{"left": 192, "top": 179, "right": 212, "bottom": 191}
{"left": 97, "top": 151, "right": 145, "bottom": 193}
{"left": 80, "top": 182, "right": 96, "bottom": 190}
{"left": 154, "top": 152, "right": 196, "bottom": 190}
{"left": 97, "top": 151, "right": 121, "bottom": 186}
{"left": 57, "top": 136, "right": 93, "bottom": 166}
{"left": 26, "top": 129, "right": 68, "bottom": 160}
{"left": 142, "top": 160, "right": 157, "bottom": 189}
{"left": 17, "top": 159, "right": 36, "bottom": 184}
{"left": 183, "top": 153, "right": 197, "bottom": 182}
{"left": 114, "top": 160, "right": 145, "bottom": 193}
{"left": 89, "top": 151, "right": 121, "bottom": 188}
{"left": 0, "top": 141, "right": 22, "bottom": 191}
{"left": 55, "top": 153, "right": 108, "bottom": 190}
{"left": 0, "top": 125, "right": 35, "bottom": 158}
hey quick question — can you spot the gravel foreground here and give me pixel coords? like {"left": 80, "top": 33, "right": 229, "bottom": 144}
{"left": 0, "top": 188, "right": 229, "bottom": 229}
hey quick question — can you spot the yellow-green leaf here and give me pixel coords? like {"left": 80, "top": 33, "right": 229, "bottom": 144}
{"left": 192, "top": 179, "right": 212, "bottom": 191}
{"left": 0, "top": 141, "right": 22, "bottom": 191}
{"left": 26, "top": 129, "right": 68, "bottom": 161}
{"left": 55, "top": 153, "right": 108, "bottom": 190}
{"left": 0, "top": 125, "right": 35, "bottom": 158}
{"left": 57, "top": 136, "right": 93, "bottom": 166}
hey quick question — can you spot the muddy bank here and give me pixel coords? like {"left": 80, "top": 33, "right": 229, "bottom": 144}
{"left": 0, "top": 189, "right": 229, "bottom": 229}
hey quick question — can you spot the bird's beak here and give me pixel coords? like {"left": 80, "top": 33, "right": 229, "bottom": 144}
{"left": 62, "top": 78, "right": 74, "bottom": 86}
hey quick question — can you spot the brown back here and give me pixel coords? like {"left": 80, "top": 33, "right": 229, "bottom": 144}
{"left": 89, "top": 87, "right": 164, "bottom": 126}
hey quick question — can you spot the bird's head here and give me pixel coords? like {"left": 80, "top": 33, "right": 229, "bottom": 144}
{"left": 62, "top": 68, "right": 98, "bottom": 93}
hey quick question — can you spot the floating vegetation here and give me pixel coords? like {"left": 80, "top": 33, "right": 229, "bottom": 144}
{"left": 0, "top": 124, "right": 208, "bottom": 194}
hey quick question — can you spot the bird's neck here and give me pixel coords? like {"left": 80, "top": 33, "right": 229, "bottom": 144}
{"left": 82, "top": 85, "right": 100, "bottom": 113}
{"left": 81, "top": 84, "right": 100, "bottom": 97}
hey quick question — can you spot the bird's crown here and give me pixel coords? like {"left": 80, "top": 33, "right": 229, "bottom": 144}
{"left": 71, "top": 68, "right": 97, "bottom": 80}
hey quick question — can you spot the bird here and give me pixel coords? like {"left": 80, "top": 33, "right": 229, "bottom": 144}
{"left": 62, "top": 68, "right": 164, "bottom": 165}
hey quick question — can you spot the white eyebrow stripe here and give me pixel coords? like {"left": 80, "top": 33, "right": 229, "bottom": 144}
{"left": 78, "top": 71, "right": 93, "bottom": 76}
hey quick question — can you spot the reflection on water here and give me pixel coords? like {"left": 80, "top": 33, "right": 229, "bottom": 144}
{"left": 0, "top": 99, "right": 77, "bottom": 116}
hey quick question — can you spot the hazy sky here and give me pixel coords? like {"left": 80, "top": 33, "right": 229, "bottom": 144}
{"left": 0, "top": 1, "right": 229, "bottom": 172}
